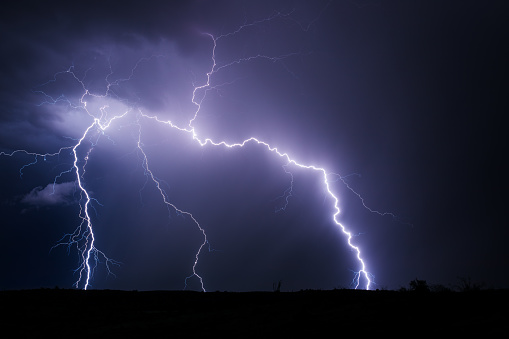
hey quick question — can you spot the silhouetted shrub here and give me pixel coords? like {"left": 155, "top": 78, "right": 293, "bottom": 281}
{"left": 430, "top": 284, "right": 453, "bottom": 293}
{"left": 273, "top": 280, "right": 281, "bottom": 293}
{"left": 454, "top": 277, "right": 484, "bottom": 292}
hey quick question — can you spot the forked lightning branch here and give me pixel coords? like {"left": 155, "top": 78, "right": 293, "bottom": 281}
{"left": 1, "top": 14, "right": 397, "bottom": 291}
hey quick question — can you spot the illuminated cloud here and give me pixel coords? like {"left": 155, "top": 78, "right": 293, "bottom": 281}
{"left": 21, "top": 182, "right": 76, "bottom": 207}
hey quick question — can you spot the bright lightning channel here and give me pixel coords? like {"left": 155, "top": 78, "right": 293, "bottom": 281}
{"left": 0, "top": 11, "right": 394, "bottom": 291}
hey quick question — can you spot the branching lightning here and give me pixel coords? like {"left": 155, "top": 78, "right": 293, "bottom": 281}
{"left": 0, "top": 9, "right": 396, "bottom": 291}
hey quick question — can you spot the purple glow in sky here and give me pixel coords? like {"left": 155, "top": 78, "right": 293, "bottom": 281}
{"left": 1, "top": 0, "right": 507, "bottom": 291}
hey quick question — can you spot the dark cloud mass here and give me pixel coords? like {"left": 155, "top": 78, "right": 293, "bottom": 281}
{"left": 0, "top": 1, "right": 508, "bottom": 291}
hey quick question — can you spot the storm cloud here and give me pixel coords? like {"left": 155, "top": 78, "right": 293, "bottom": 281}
{"left": 21, "top": 182, "right": 76, "bottom": 207}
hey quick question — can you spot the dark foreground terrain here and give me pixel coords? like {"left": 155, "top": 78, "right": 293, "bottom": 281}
{"left": 1, "top": 288, "right": 507, "bottom": 337}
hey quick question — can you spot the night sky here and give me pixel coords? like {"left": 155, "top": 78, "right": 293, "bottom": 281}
{"left": 1, "top": 0, "right": 507, "bottom": 291}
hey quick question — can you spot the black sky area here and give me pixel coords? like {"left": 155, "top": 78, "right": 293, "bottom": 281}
{"left": 0, "top": 1, "right": 507, "bottom": 291}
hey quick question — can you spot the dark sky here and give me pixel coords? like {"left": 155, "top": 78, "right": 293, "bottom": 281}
{"left": 0, "top": 0, "right": 507, "bottom": 291}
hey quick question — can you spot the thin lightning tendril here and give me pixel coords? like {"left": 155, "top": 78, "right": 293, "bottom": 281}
{"left": 0, "top": 10, "right": 397, "bottom": 291}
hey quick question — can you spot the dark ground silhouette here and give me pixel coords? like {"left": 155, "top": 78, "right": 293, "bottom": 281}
{"left": 1, "top": 288, "right": 507, "bottom": 336}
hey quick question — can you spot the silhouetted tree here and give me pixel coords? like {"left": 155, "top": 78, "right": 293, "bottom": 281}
{"left": 409, "top": 279, "right": 430, "bottom": 293}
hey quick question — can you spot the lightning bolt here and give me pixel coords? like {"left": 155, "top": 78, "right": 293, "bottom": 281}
{"left": 0, "top": 8, "right": 396, "bottom": 291}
